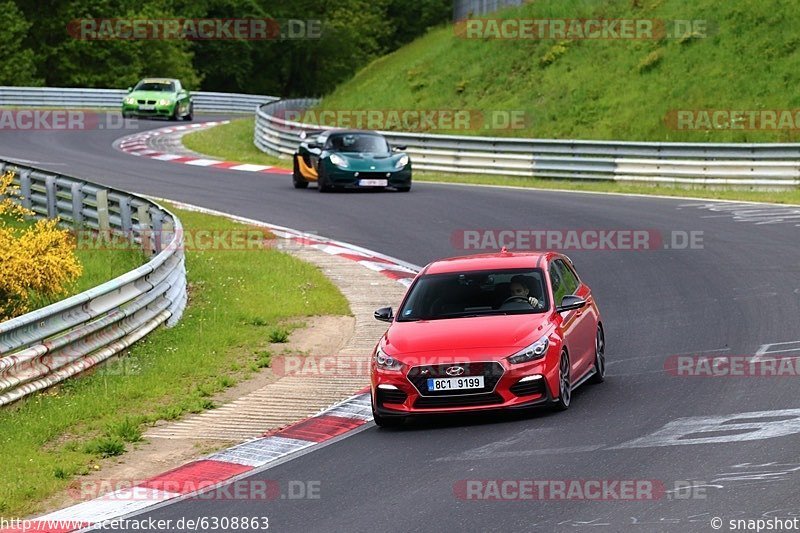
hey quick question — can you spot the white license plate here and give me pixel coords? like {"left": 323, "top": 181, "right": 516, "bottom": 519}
{"left": 139, "top": 105, "right": 155, "bottom": 110}
{"left": 358, "top": 179, "right": 388, "bottom": 187}
{"left": 427, "top": 376, "right": 485, "bottom": 392}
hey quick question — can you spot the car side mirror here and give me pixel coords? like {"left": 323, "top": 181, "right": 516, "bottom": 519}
{"left": 374, "top": 307, "right": 394, "bottom": 322}
{"left": 308, "top": 142, "right": 321, "bottom": 150}
{"left": 392, "top": 145, "right": 407, "bottom": 152}
{"left": 127, "top": 87, "right": 132, "bottom": 92}
{"left": 556, "top": 295, "right": 586, "bottom": 313}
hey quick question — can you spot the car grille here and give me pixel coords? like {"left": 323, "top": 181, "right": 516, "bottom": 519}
{"left": 356, "top": 172, "right": 392, "bottom": 179}
{"left": 137, "top": 100, "right": 157, "bottom": 105}
{"left": 509, "top": 379, "right": 546, "bottom": 397}
{"left": 414, "top": 392, "right": 503, "bottom": 408}
{"left": 407, "top": 361, "right": 504, "bottom": 397}
{"left": 377, "top": 388, "right": 407, "bottom": 405}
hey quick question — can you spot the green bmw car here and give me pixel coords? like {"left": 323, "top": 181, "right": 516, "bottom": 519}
{"left": 293, "top": 130, "right": 412, "bottom": 192}
{"left": 121, "top": 78, "right": 193, "bottom": 120}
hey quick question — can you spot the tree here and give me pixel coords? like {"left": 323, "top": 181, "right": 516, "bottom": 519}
{"left": 0, "top": 1, "right": 40, "bottom": 85}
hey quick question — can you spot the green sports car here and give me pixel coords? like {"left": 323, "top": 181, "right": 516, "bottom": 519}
{"left": 293, "top": 130, "right": 412, "bottom": 192}
{"left": 121, "top": 78, "right": 193, "bottom": 120}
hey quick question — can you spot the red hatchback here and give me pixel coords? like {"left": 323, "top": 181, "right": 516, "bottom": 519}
{"left": 370, "top": 250, "right": 605, "bottom": 427}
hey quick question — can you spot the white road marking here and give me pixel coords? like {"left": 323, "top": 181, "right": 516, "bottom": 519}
{"left": 612, "top": 408, "right": 800, "bottom": 448}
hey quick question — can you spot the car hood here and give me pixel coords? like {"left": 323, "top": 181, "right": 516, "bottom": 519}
{"left": 384, "top": 314, "right": 551, "bottom": 360}
{"left": 332, "top": 152, "right": 404, "bottom": 171}
{"left": 128, "top": 91, "right": 176, "bottom": 101}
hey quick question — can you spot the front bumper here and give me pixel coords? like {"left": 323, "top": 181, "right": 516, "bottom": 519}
{"left": 371, "top": 355, "right": 560, "bottom": 417}
{"left": 325, "top": 166, "right": 412, "bottom": 189}
{"left": 121, "top": 102, "right": 175, "bottom": 118}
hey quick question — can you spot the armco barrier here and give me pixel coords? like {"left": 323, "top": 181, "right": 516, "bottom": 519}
{"left": 254, "top": 99, "right": 800, "bottom": 189}
{"left": 0, "top": 159, "right": 187, "bottom": 406}
{"left": 0, "top": 86, "right": 278, "bottom": 113}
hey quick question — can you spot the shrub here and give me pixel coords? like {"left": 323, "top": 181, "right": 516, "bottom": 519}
{"left": 0, "top": 171, "right": 83, "bottom": 320}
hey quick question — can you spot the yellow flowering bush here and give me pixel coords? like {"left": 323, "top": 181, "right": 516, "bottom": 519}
{"left": 0, "top": 171, "right": 83, "bottom": 321}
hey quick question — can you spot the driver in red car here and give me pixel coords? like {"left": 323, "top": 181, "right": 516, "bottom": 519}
{"left": 508, "top": 275, "right": 539, "bottom": 308}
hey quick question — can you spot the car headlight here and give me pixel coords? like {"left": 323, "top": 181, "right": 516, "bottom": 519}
{"left": 394, "top": 155, "right": 409, "bottom": 169}
{"left": 329, "top": 153, "right": 349, "bottom": 168}
{"left": 507, "top": 335, "right": 550, "bottom": 364}
{"left": 375, "top": 346, "right": 403, "bottom": 371}
{"left": 158, "top": 99, "right": 171, "bottom": 106}
{"left": 124, "top": 97, "right": 135, "bottom": 105}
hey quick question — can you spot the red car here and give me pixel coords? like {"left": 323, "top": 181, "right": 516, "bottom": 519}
{"left": 370, "top": 250, "right": 605, "bottom": 427}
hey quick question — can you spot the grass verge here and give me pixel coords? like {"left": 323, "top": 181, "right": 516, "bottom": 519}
{"left": 0, "top": 205, "right": 350, "bottom": 517}
{"left": 182, "top": 117, "right": 285, "bottom": 167}
{"left": 182, "top": 119, "right": 800, "bottom": 205}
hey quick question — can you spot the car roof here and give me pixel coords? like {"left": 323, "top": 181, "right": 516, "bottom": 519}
{"left": 423, "top": 251, "right": 556, "bottom": 275}
{"left": 139, "top": 78, "right": 178, "bottom": 84}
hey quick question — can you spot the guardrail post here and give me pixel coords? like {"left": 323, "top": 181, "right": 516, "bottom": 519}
{"left": 151, "top": 207, "right": 164, "bottom": 253}
{"left": 45, "top": 175, "right": 57, "bottom": 219}
{"left": 119, "top": 196, "right": 132, "bottom": 236}
{"left": 70, "top": 182, "right": 84, "bottom": 228}
{"left": 19, "top": 169, "right": 32, "bottom": 210}
{"left": 96, "top": 189, "right": 110, "bottom": 233}
{"left": 137, "top": 204, "right": 153, "bottom": 254}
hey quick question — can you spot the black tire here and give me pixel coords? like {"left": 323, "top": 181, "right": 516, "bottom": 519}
{"left": 589, "top": 325, "right": 606, "bottom": 384}
{"left": 184, "top": 102, "right": 193, "bottom": 121}
{"left": 372, "top": 399, "right": 404, "bottom": 428}
{"left": 317, "top": 166, "right": 333, "bottom": 192}
{"left": 292, "top": 157, "right": 308, "bottom": 189}
{"left": 169, "top": 104, "right": 179, "bottom": 121}
{"left": 552, "top": 350, "right": 571, "bottom": 411}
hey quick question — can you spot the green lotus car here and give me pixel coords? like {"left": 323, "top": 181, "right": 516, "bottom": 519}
{"left": 121, "top": 78, "right": 193, "bottom": 120}
{"left": 293, "top": 130, "right": 412, "bottom": 192}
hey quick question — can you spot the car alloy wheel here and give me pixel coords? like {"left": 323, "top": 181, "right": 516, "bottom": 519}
{"left": 590, "top": 325, "right": 606, "bottom": 384}
{"left": 553, "top": 350, "right": 571, "bottom": 411}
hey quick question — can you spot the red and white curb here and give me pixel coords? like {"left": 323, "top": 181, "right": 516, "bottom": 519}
{"left": 114, "top": 121, "right": 292, "bottom": 175}
{"left": 1, "top": 391, "right": 372, "bottom": 533}
{"left": 1, "top": 202, "right": 420, "bottom": 532}
{"left": 160, "top": 199, "right": 421, "bottom": 287}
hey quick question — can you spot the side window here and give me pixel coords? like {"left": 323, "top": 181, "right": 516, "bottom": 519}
{"left": 549, "top": 262, "right": 566, "bottom": 306}
{"left": 555, "top": 259, "right": 579, "bottom": 295}
{"left": 174, "top": 81, "right": 182, "bottom": 92}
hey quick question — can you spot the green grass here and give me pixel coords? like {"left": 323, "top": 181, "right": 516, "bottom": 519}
{"left": 182, "top": 118, "right": 285, "bottom": 167}
{"left": 0, "top": 205, "right": 350, "bottom": 517}
{"left": 180, "top": 121, "right": 800, "bottom": 204}
{"left": 1, "top": 215, "right": 147, "bottom": 312}
{"left": 314, "top": 0, "right": 800, "bottom": 142}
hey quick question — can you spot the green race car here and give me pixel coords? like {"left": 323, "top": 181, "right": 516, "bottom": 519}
{"left": 293, "top": 130, "right": 412, "bottom": 192}
{"left": 121, "top": 78, "right": 193, "bottom": 121}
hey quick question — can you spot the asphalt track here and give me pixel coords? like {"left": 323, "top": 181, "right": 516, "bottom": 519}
{"left": 3, "top": 114, "right": 800, "bottom": 532}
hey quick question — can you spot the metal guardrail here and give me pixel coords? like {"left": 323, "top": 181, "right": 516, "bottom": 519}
{"left": 254, "top": 99, "right": 800, "bottom": 188}
{"left": 0, "top": 160, "right": 187, "bottom": 406}
{"left": 0, "top": 87, "right": 278, "bottom": 114}
{"left": 453, "top": 0, "right": 526, "bottom": 21}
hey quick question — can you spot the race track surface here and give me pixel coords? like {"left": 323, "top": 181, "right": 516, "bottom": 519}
{"left": 3, "top": 114, "right": 799, "bottom": 532}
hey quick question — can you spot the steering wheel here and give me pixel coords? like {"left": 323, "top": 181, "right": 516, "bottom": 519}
{"left": 502, "top": 295, "right": 529, "bottom": 305}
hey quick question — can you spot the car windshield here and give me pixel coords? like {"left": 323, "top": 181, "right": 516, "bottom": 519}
{"left": 134, "top": 82, "right": 175, "bottom": 92}
{"left": 326, "top": 133, "right": 389, "bottom": 153}
{"left": 398, "top": 268, "right": 549, "bottom": 321}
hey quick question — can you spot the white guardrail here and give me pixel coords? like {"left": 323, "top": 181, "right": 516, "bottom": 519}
{"left": 255, "top": 99, "right": 800, "bottom": 189}
{"left": 0, "top": 160, "right": 187, "bottom": 406}
{"left": 0, "top": 86, "right": 279, "bottom": 113}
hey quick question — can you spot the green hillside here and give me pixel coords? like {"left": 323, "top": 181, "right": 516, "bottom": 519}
{"left": 314, "top": 0, "right": 800, "bottom": 142}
